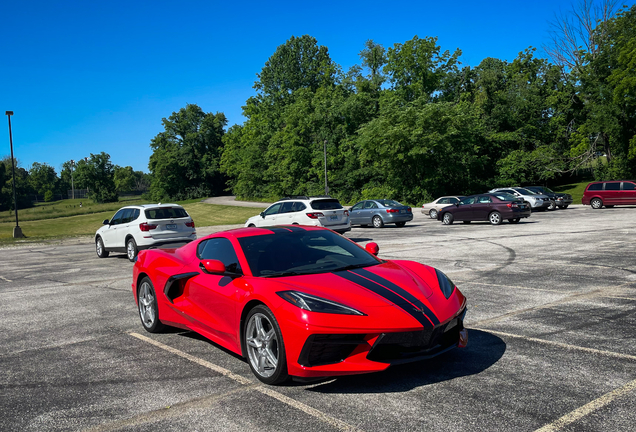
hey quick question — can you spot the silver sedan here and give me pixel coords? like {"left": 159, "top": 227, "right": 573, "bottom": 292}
{"left": 349, "top": 199, "right": 413, "bottom": 228}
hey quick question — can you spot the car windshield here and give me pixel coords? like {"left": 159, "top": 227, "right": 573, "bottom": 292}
{"left": 376, "top": 199, "right": 401, "bottom": 207}
{"left": 310, "top": 199, "right": 343, "bottom": 210}
{"left": 514, "top": 188, "right": 536, "bottom": 195}
{"left": 238, "top": 230, "right": 379, "bottom": 277}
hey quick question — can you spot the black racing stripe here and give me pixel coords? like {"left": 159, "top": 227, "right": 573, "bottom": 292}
{"left": 351, "top": 268, "right": 440, "bottom": 326}
{"left": 334, "top": 270, "right": 433, "bottom": 328}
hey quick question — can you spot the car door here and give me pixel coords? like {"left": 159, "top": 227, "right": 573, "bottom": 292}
{"left": 349, "top": 202, "right": 365, "bottom": 224}
{"left": 180, "top": 237, "right": 241, "bottom": 347}
{"left": 101, "top": 209, "right": 125, "bottom": 247}
{"left": 114, "top": 208, "right": 135, "bottom": 247}
{"left": 363, "top": 200, "right": 379, "bottom": 224}
{"left": 276, "top": 201, "right": 296, "bottom": 225}
{"left": 604, "top": 182, "right": 621, "bottom": 205}
{"left": 621, "top": 181, "right": 636, "bottom": 204}
{"left": 255, "top": 203, "right": 282, "bottom": 227}
{"left": 473, "top": 195, "right": 493, "bottom": 220}
{"left": 454, "top": 196, "right": 476, "bottom": 221}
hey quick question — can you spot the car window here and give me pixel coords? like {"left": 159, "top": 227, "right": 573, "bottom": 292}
{"left": 263, "top": 203, "right": 282, "bottom": 216}
{"left": 376, "top": 199, "right": 400, "bottom": 207}
{"left": 351, "top": 202, "right": 364, "bottom": 211}
{"left": 364, "top": 201, "right": 378, "bottom": 209}
{"left": 291, "top": 202, "right": 306, "bottom": 211}
{"left": 478, "top": 196, "right": 492, "bottom": 203}
{"left": 515, "top": 188, "right": 535, "bottom": 195}
{"left": 499, "top": 189, "right": 515, "bottom": 194}
{"left": 606, "top": 182, "right": 621, "bottom": 191}
{"left": 110, "top": 209, "right": 125, "bottom": 225}
{"left": 121, "top": 208, "right": 134, "bottom": 224}
{"left": 494, "top": 193, "right": 516, "bottom": 201}
{"left": 588, "top": 183, "right": 603, "bottom": 191}
{"left": 459, "top": 196, "right": 477, "bottom": 205}
{"left": 197, "top": 238, "right": 241, "bottom": 273}
{"left": 280, "top": 201, "right": 294, "bottom": 213}
{"left": 310, "top": 199, "right": 343, "bottom": 210}
{"left": 449, "top": 198, "right": 459, "bottom": 204}
{"left": 437, "top": 198, "right": 450, "bottom": 204}
{"left": 132, "top": 209, "right": 140, "bottom": 221}
{"left": 623, "top": 182, "right": 636, "bottom": 191}
{"left": 145, "top": 207, "right": 189, "bottom": 219}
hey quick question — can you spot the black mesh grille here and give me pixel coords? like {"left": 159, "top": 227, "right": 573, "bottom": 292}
{"left": 298, "top": 334, "right": 367, "bottom": 367}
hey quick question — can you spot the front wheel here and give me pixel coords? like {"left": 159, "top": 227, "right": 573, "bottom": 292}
{"left": 127, "top": 238, "right": 138, "bottom": 262}
{"left": 245, "top": 305, "right": 288, "bottom": 385}
{"left": 547, "top": 200, "right": 556, "bottom": 211}
{"left": 489, "top": 211, "right": 502, "bottom": 225}
{"left": 591, "top": 198, "right": 603, "bottom": 209}
{"left": 372, "top": 215, "right": 384, "bottom": 228}
{"left": 95, "top": 237, "right": 109, "bottom": 258}
{"left": 442, "top": 213, "right": 454, "bottom": 225}
{"left": 429, "top": 209, "right": 438, "bottom": 219}
{"left": 395, "top": 222, "right": 406, "bottom": 227}
{"left": 137, "top": 277, "right": 166, "bottom": 333}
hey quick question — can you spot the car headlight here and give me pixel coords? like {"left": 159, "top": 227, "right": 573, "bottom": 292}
{"left": 277, "top": 291, "right": 365, "bottom": 315}
{"left": 435, "top": 269, "right": 456, "bottom": 299}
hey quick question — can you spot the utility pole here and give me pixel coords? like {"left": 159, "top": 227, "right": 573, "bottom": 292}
{"left": 6, "top": 111, "right": 23, "bottom": 238}
{"left": 324, "top": 139, "right": 329, "bottom": 195}
{"left": 70, "top": 159, "right": 75, "bottom": 199}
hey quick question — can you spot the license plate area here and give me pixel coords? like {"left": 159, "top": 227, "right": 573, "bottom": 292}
{"left": 166, "top": 224, "right": 177, "bottom": 230}
{"left": 330, "top": 215, "right": 338, "bottom": 220}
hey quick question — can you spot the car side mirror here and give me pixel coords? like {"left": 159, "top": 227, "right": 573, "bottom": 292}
{"left": 365, "top": 242, "right": 379, "bottom": 256}
{"left": 260, "top": 212, "right": 265, "bottom": 218}
{"left": 200, "top": 259, "right": 226, "bottom": 275}
{"left": 103, "top": 219, "right": 110, "bottom": 225}
{"left": 455, "top": 202, "right": 459, "bottom": 206}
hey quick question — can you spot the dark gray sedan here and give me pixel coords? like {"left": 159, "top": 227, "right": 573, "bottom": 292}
{"left": 349, "top": 199, "right": 413, "bottom": 228}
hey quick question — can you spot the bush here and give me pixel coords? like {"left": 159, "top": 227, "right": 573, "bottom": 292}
{"left": 44, "top": 191, "right": 54, "bottom": 202}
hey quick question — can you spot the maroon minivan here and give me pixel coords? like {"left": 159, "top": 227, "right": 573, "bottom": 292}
{"left": 582, "top": 181, "right": 636, "bottom": 209}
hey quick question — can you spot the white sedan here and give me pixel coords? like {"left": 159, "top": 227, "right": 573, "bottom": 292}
{"left": 421, "top": 196, "right": 464, "bottom": 219}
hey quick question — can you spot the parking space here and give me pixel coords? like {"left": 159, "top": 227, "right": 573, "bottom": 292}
{"left": 1, "top": 205, "right": 635, "bottom": 431}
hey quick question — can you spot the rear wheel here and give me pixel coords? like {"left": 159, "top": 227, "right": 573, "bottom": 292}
{"left": 395, "top": 222, "right": 406, "bottom": 227}
{"left": 95, "top": 237, "right": 109, "bottom": 258}
{"left": 442, "top": 213, "right": 454, "bottom": 225}
{"left": 137, "top": 277, "right": 166, "bottom": 333}
{"left": 591, "top": 198, "right": 603, "bottom": 209}
{"left": 489, "top": 211, "right": 502, "bottom": 225}
{"left": 372, "top": 215, "right": 384, "bottom": 228}
{"left": 429, "top": 209, "right": 438, "bottom": 219}
{"left": 547, "top": 200, "right": 556, "bottom": 210}
{"left": 508, "top": 218, "right": 520, "bottom": 224}
{"left": 126, "top": 237, "right": 138, "bottom": 262}
{"left": 245, "top": 305, "right": 288, "bottom": 385}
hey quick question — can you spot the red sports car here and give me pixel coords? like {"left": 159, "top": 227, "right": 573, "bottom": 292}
{"left": 132, "top": 225, "right": 467, "bottom": 384}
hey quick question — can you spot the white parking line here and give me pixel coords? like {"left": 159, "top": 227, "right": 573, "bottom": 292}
{"left": 534, "top": 378, "right": 636, "bottom": 432}
{"left": 0, "top": 275, "right": 12, "bottom": 282}
{"left": 472, "top": 328, "right": 636, "bottom": 362}
{"left": 130, "top": 332, "right": 365, "bottom": 432}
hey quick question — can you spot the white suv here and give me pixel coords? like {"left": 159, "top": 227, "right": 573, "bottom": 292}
{"left": 95, "top": 204, "right": 196, "bottom": 261}
{"left": 245, "top": 196, "right": 351, "bottom": 233}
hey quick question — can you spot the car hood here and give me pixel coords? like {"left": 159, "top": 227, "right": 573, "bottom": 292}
{"left": 268, "top": 261, "right": 435, "bottom": 308}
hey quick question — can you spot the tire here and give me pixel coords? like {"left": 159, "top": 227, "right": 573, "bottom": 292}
{"left": 429, "top": 209, "right": 438, "bottom": 219}
{"left": 244, "top": 305, "right": 288, "bottom": 385}
{"left": 126, "top": 237, "right": 138, "bottom": 262}
{"left": 547, "top": 200, "right": 556, "bottom": 211}
{"left": 559, "top": 205, "right": 569, "bottom": 209}
{"left": 462, "top": 221, "right": 471, "bottom": 224}
{"left": 95, "top": 236, "right": 109, "bottom": 258}
{"left": 442, "top": 213, "right": 454, "bottom": 225}
{"left": 591, "top": 198, "right": 603, "bottom": 209}
{"left": 508, "top": 218, "right": 520, "bottom": 224}
{"left": 248, "top": 224, "right": 255, "bottom": 227}
{"left": 395, "top": 222, "right": 406, "bottom": 227}
{"left": 372, "top": 215, "right": 384, "bottom": 228}
{"left": 489, "top": 211, "right": 502, "bottom": 225}
{"left": 137, "top": 277, "right": 166, "bottom": 333}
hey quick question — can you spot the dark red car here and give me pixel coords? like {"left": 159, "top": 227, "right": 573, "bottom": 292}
{"left": 437, "top": 193, "right": 531, "bottom": 225}
{"left": 582, "top": 180, "right": 636, "bottom": 209}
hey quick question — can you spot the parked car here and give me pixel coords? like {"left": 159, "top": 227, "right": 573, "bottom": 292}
{"left": 132, "top": 225, "right": 467, "bottom": 384}
{"left": 245, "top": 196, "right": 350, "bottom": 233}
{"left": 489, "top": 187, "right": 553, "bottom": 210}
{"left": 438, "top": 193, "right": 531, "bottom": 225}
{"left": 582, "top": 180, "right": 636, "bottom": 209}
{"left": 421, "top": 196, "right": 465, "bottom": 219}
{"left": 525, "top": 186, "right": 573, "bottom": 210}
{"left": 349, "top": 199, "right": 413, "bottom": 228}
{"left": 95, "top": 204, "right": 196, "bottom": 262}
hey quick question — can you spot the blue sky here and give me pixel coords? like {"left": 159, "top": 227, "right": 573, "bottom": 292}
{"left": 2, "top": 0, "right": 632, "bottom": 173}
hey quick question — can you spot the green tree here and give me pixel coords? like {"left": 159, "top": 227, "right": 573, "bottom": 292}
{"left": 28, "top": 162, "right": 58, "bottom": 200}
{"left": 1, "top": 156, "right": 34, "bottom": 209}
{"left": 149, "top": 104, "right": 227, "bottom": 200}
{"left": 114, "top": 165, "right": 136, "bottom": 192}
{"left": 82, "top": 153, "right": 118, "bottom": 203}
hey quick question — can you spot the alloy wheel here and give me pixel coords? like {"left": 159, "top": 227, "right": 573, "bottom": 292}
{"left": 246, "top": 313, "right": 279, "bottom": 379}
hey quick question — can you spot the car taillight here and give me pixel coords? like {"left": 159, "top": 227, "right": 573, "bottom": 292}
{"left": 139, "top": 222, "right": 157, "bottom": 231}
{"left": 344, "top": 210, "right": 349, "bottom": 216}
{"left": 186, "top": 221, "right": 195, "bottom": 228}
{"left": 507, "top": 203, "right": 518, "bottom": 208}
{"left": 407, "top": 207, "right": 412, "bottom": 213}
{"left": 306, "top": 212, "right": 324, "bottom": 219}
{"left": 386, "top": 208, "right": 399, "bottom": 213}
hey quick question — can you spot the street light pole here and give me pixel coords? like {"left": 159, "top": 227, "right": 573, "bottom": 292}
{"left": 70, "top": 159, "right": 75, "bottom": 200}
{"left": 5, "top": 111, "right": 23, "bottom": 238}
{"left": 323, "top": 139, "right": 329, "bottom": 195}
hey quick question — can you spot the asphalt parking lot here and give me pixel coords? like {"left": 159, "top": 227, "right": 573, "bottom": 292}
{"left": 1, "top": 205, "right": 635, "bottom": 432}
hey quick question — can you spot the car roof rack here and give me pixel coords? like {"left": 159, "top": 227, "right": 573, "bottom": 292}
{"left": 308, "top": 195, "right": 333, "bottom": 199}
{"left": 280, "top": 196, "right": 310, "bottom": 200}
